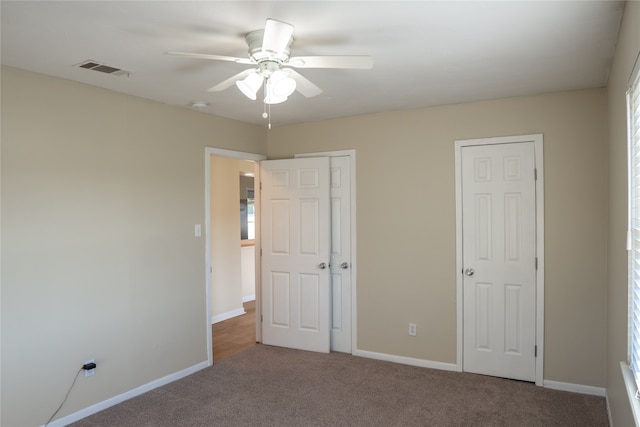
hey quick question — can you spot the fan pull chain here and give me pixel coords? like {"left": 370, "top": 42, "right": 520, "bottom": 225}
{"left": 262, "top": 77, "right": 268, "bottom": 120}
{"left": 262, "top": 77, "right": 272, "bottom": 129}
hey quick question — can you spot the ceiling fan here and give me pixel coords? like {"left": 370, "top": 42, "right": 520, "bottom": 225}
{"left": 166, "top": 18, "right": 373, "bottom": 106}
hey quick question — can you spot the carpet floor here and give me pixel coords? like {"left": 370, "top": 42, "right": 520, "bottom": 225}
{"left": 70, "top": 344, "right": 608, "bottom": 426}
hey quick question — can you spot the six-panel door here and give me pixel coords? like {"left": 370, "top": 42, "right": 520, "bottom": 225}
{"left": 462, "top": 142, "right": 537, "bottom": 382}
{"left": 260, "top": 157, "right": 331, "bottom": 353}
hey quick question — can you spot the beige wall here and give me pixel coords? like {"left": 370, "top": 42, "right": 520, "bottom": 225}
{"left": 267, "top": 88, "right": 608, "bottom": 387}
{"left": 241, "top": 245, "right": 256, "bottom": 299}
{"left": 0, "top": 66, "right": 266, "bottom": 427}
{"left": 210, "top": 156, "right": 243, "bottom": 317}
{"left": 239, "top": 160, "right": 255, "bottom": 176}
{"left": 607, "top": 2, "right": 640, "bottom": 426}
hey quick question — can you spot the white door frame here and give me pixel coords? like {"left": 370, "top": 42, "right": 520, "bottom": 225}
{"left": 295, "top": 150, "right": 358, "bottom": 353}
{"left": 454, "top": 134, "right": 544, "bottom": 386}
{"left": 205, "top": 147, "right": 266, "bottom": 366}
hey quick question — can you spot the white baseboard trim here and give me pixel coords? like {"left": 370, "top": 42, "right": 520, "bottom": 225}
{"left": 211, "top": 307, "right": 246, "bottom": 324}
{"left": 242, "top": 294, "right": 256, "bottom": 303}
{"left": 354, "top": 349, "right": 607, "bottom": 398}
{"left": 353, "top": 349, "right": 459, "bottom": 372}
{"left": 543, "top": 380, "right": 606, "bottom": 397}
{"left": 45, "top": 360, "right": 209, "bottom": 427}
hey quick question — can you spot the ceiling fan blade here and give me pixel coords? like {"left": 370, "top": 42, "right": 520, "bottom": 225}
{"left": 165, "top": 51, "right": 254, "bottom": 65}
{"left": 207, "top": 69, "right": 258, "bottom": 92}
{"left": 262, "top": 19, "right": 294, "bottom": 55}
{"left": 287, "top": 55, "right": 373, "bottom": 69}
{"left": 285, "top": 69, "right": 323, "bottom": 98}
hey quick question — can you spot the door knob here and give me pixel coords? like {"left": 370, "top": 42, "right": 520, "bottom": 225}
{"left": 340, "top": 262, "right": 349, "bottom": 270}
{"left": 464, "top": 267, "right": 475, "bottom": 277}
{"left": 318, "top": 262, "right": 328, "bottom": 270}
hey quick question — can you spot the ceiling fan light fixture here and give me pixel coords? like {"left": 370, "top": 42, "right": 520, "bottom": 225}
{"left": 264, "top": 92, "right": 288, "bottom": 105}
{"left": 269, "top": 70, "right": 297, "bottom": 98}
{"left": 264, "top": 75, "right": 289, "bottom": 105}
{"left": 235, "top": 72, "right": 263, "bottom": 100}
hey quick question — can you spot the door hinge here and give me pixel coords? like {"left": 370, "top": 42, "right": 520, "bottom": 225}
{"left": 535, "top": 257, "right": 538, "bottom": 270}
{"left": 260, "top": 248, "right": 262, "bottom": 256}
{"left": 534, "top": 168, "right": 537, "bottom": 181}
{"left": 260, "top": 182, "right": 263, "bottom": 190}
{"left": 535, "top": 345, "right": 537, "bottom": 357}
{"left": 260, "top": 315, "right": 263, "bottom": 323}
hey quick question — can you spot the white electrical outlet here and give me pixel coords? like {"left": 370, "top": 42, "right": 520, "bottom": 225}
{"left": 409, "top": 323, "right": 417, "bottom": 336}
{"left": 84, "top": 359, "right": 96, "bottom": 377}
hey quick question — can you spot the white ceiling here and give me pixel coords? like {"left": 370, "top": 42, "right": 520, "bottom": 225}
{"left": 0, "top": 1, "right": 625, "bottom": 127}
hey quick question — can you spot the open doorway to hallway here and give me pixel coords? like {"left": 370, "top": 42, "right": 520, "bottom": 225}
{"left": 211, "top": 160, "right": 257, "bottom": 361}
{"left": 206, "top": 147, "right": 265, "bottom": 364}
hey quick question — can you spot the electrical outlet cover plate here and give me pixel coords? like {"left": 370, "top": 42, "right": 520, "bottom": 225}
{"left": 84, "top": 359, "right": 96, "bottom": 377}
{"left": 409, "top": 323, "right": 417, "bottom": 336}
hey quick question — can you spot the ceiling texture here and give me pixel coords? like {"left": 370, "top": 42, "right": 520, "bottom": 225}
{"left": 0, "top": 1, "right": 625, "bottom": 127}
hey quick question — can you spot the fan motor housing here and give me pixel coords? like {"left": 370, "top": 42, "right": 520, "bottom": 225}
{"left": 246, "top": 29, "right": 292, "bottom": 64}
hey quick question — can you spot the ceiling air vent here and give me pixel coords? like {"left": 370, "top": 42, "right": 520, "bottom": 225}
{"left": 75, "top": 60, "right": 130, "bottom": 77}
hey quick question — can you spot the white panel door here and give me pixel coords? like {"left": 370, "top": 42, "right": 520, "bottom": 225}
{"left": 462, "top": 142, "right": 536, "bottom": 382}
{"left": 261, "top": 157, "right": 331, "bottom": 353}
{"left": 328, "top": 156, "right": 351, "bottom": 353}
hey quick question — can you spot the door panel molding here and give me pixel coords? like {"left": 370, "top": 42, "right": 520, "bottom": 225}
{"left": 454, "top": 134, "right": 544, "bottom": 386}
{"left": 296, "top": 150, "right": 356, "bottom": 354}
{"left": 261, "top": 157, "right": 331, "bottom": 353}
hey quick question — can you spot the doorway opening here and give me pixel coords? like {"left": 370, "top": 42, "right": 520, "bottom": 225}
{"left": 205, "top": 147, "right": 266, "bottom": 365}
{"left": 204, "top": 148, "right": 357, "bottom": 363}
